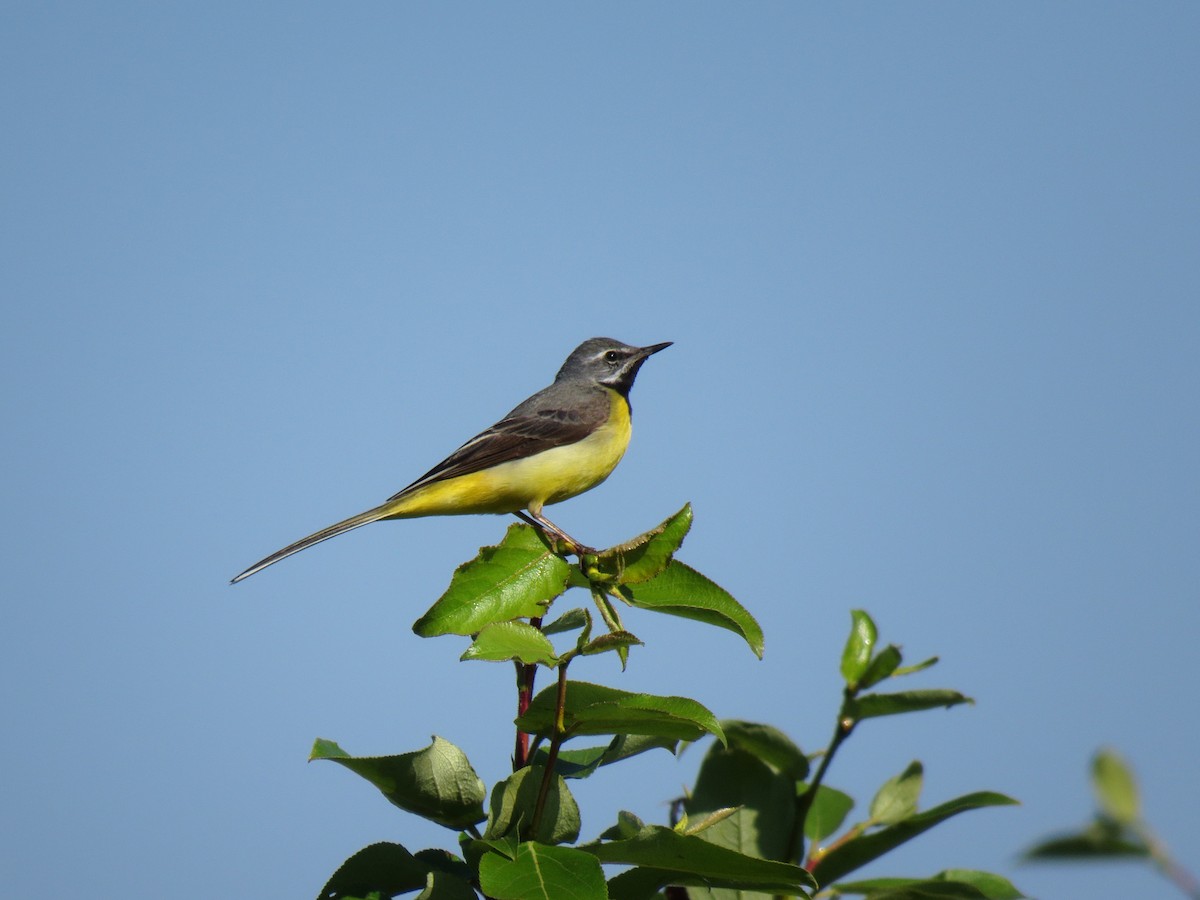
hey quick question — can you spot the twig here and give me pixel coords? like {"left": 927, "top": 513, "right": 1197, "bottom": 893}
{"left": 530, "top": 662, "right": 570, "bottom": 838}
{"left": 1142, "top": 821, "right": 1200, "bottom": 899}
{"left": 786, "top": 687, "right": 858, "bottom": 870}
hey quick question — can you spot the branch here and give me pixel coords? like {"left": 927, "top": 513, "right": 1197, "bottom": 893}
{"left": 530, "top": 662, "right": 570, "bottom": 838}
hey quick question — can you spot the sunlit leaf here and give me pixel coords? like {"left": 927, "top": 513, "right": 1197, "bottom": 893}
{"left": 584, "top": 504, "right": 694, "bottom": 585}
{"left": 682, "top": 806, "right": 742, "bottom": 836}
{"left": 413, "top": 525, "right": 571, "bottom": 637}
{"left": 616, "top": 561, "right": 763, "bottom": 658}
{"left": 1091, "top": 747, "right": 1140, "bottom": 825}
{"left": 517, "top": 681, "right": 725, "bottom": 745}
{"left": 841, "top": 609, "right": 877, "bottom": 685}
{"left": 461, "top": 621, "right": 558, "bottom": 664}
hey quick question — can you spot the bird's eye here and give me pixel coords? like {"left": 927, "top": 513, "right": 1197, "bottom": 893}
{"left": 604, "top": 350, "right": 621, "bottom": 363}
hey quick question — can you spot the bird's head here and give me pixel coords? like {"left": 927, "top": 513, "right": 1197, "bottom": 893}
{"left": 556, "top": 338, "right": 672, "bottom": 395}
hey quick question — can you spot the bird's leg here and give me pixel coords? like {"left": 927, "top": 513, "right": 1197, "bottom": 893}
{"left": 516, "top": 509, "right": 596, "bottom": 557}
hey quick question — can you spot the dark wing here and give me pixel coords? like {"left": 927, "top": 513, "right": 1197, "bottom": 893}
{"left": 388, "top": 391, "right": 605, "bottom": 501}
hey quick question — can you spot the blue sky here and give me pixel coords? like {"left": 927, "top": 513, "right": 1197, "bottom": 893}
{"left": 3, "top": 4, "right": 1198, "bottom": 897}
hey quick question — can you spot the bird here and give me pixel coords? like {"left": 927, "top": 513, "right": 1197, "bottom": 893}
{"left": 231, "top": 337, "right": 671, "bottom": 583}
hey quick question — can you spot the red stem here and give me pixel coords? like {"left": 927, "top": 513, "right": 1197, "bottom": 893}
{"left": 512, "top": 616, "right": 543, "bottom": 770}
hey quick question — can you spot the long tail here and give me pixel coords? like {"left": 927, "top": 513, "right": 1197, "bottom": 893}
{"left": 230, "top": 502, "right": 397, "bottom": 584}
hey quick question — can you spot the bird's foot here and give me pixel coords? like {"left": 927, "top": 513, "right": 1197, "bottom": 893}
{"left": 515, "top": 511, "right": 595, "bottom": 558}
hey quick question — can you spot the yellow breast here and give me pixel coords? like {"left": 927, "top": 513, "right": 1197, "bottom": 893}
{"left": 386, "top": 389, "right": 632, "bottom": 518}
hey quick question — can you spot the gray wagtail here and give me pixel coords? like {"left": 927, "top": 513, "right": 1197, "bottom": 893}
{"left": 231, "top": 337, "right": 671, "bottom": 583}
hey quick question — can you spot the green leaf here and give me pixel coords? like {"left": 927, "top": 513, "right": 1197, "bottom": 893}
{"left": 835, "top": 884, "right": 988, "bottom": 900}
{"left": 531, "top": 744, "right": 611, "bottom": 780}
{"left": 721, "top": 720, "right": 809, "bottom": 780}
{"left": 580, "top": 630, "right": 643, "bottom": 657}
{"left": 681, "top": 806, "right": 742, "bottom": 836}
{"left": 835, "top": 870, "right": 1026, "bottom": 900}
{"left": 591, "top": 591, "right": 626, "bottom": 636}
{"left": 1091, "top": 747, "right": 1140, "bottom": 825}
{"left": 892, "top": 656, "right": 939, "bottom": 677}
{"left": 935, "top": 870, "right": 1026, "bottom": 899}
{"left": 461, "top": 621, "right": 558, "bottom": 664}
{"left": 412, "top": 868, "right": 478, "bottom": 900}
{"left": 605, "top": 866, "right": 673, "bottom": 900}
{"left": 583, "top": 503, "right": 693, "bottom": 585}
{"left": 684, "top": 745, "right": 797, "bottom": 862}
{"left": 543, "top": 607, "right": 591, "bottom": 636}
{"left": 616, "top": 561, "right": 764, "bottom": 658}
{"left": 484, "top": 765, "right": 580, "bottom": 845}
{"left": 413, "top": 524, "right": 571, "bottom": 637}
{"left": 804, "top": 785, "right": 855, "bottom": 843}
{"left": 412, "top": 849, "right": 476, "bottom": 900}
{"left": 517, "top": 681, "right": 725, "bottom": 745}
{"left": 478, "top": 842, "right": 607, "bottom": 900}
{"left": 600, "top": 809, "right": 649, "bottom": 841}
{"left": 869, "top": 761, "right": 924, "bottom": 826}
{"left": 530, "top": 734, "right": 677, "bottom": 780}
{"left": 316, "top": 841, "right": 428, "bottom": 899}
{"left": 316, "top": 846, "right": 476, "bottom": 900}
{"left": 1023, "top": 818, "right": 1150, "bottom": 859}
{"left": 583, "top": 823, "right": 816, "bottom": 894}
{"left": 841, "top": 609, "right": 877, "bottom": 685}
{"left": 811, "top": 791, "right": 1018, "bottom": 885}
{"left": 310, "top": 736, "right": 486, "bottom": 830}
{"left": 859, "top": 644, "right": 902, "bottom": 690}
{"left": 601, "top": 733, "right": 680, "bottom": 765}
{"left": 462, "top": 834, "right": 516, "bottom": 872}
{"left": 849, "top": 690, "right": 972, "bottom": 721}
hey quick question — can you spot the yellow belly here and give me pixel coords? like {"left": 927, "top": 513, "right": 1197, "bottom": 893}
{"left": 383, "top": 390, "right": 632, "bottom": 518}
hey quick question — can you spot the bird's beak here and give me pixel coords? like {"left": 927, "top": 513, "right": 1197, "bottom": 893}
{"left": 639, "top": 341, "right": 673, "bottom": 358}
